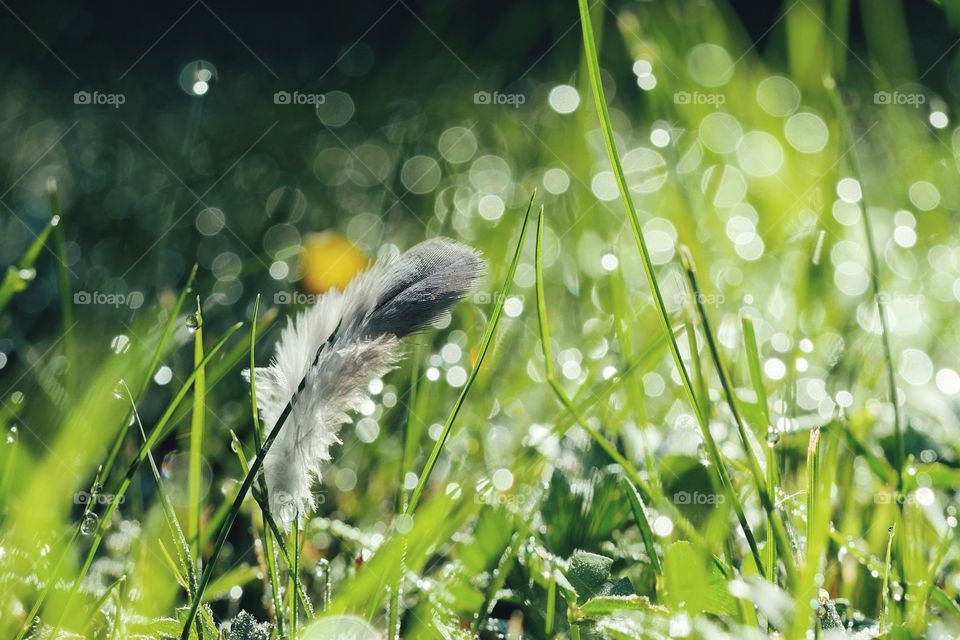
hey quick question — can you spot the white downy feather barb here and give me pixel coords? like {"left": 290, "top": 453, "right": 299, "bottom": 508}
{"left": 244, "top": 237, "right": 483, "bottom": 526}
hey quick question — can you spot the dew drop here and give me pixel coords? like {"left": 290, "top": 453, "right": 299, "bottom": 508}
{"left": 80, "top": 512, "right": 99, "bottom": 536}
{"left": 185, "top": 313, "right": 200, "bottom": 332}
{"left": 110, "top": 335, "right": 131, "bottom": 354}
{"left": 766, "top": 427, "right": 781, "bottom": 446}
{"left": 6, "top": 426, "right": 18, "bottom": 444}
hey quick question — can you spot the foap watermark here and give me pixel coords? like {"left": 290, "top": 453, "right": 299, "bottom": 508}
{"left": 673, "top": 490, "right": 725, "bottom": 506}
{"left": 472, "top": 291, "right": 524, "bottom": 305}
{"left": 74, "top": 90, "right": 126, "bottom": 108}
{"left": 674, "top": 291, "right": 725, "bottom": 307}
{"left": 474, "top": 90, "right": 526, "bottom": 108}
{"left": 674, "top": 91, "right": 725, "bottom": 106}
{"left": 74, "top": 490, "right": 125, "bottom": 506}
{"left": 473, "top": 491, "right": 530, "bottom": 507}
{"left": 274, "top": 291, "right": 321, "bottom": 305}
{"left": 74, "top": 290, "right": 144, "bottom": 309}
{"left": 274, "top": 90, "right": 326, "bottom": 106}
{"left": 874, "top": 91, "right": 925, "bottom": 107}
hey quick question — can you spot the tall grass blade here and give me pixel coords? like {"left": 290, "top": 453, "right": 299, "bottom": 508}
{"left": 576, "top": 0, "right": 763, "bottom": 572}
{"left": 188, "top": 297, "right": 206, "bottom": 556}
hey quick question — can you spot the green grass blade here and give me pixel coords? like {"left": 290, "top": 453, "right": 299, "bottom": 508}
{"left": 405, "top": 191, "right": 536, "bottom": 515}
{"left": 621, "top": 477, "right": 661, "bottom": 577}
{"left": 576, "top": 0, "right": 763, "bottom": 572}
{"left": 188, "top": 297, "right": 206, "bottom": 555}
{"left": 248, "top": 295, "right": 287, "bottom": 635}
{"left": 680, "top": 247, "right": 798, "bottom": 585}
{"left": 101, "top": 264, "right": 199, "bottom": 482}
{"left": 47, "top": 179, "right": 76, "bottom": 399}
{"left": 0, "top": 215, "right": 57, "bottom": 316}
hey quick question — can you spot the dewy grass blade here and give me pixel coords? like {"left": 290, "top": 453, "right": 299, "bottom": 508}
{"left": 101, "top": 264, "right": 199, "bottom": 481}
{"left": 188, "top": 297, "right": 206, "bottom": 555}
{"left": 0, "top": 214, "right": 58, "bottom": 315}
{"left": 577, "top": 0, "right": 763, "bottom": 572}
{"left": 405, "top": 192, "right": 535, "bottom": 515}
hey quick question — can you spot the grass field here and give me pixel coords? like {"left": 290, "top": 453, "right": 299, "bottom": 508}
{"left": 2, "top": 0, "right": 960, "bottom": 638}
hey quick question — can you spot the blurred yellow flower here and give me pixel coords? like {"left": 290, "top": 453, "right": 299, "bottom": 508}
{"left": 301, "top": 232, "right": 370, "bottom": 294}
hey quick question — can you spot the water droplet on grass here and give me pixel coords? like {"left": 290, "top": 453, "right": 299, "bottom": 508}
{"left": 766, "top": 428, "right": 781, "bottom": 446}
{"left": 80, "top": 512, "right": 99, "bottom": 535}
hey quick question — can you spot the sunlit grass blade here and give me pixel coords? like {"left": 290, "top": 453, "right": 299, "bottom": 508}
{"left": 827, "top": 84, "right": 907, "bottom": 611}
{"left": 405, "top": 191, "right": 536, "bottom": 515}
{"left": 577, "top": 0, "right": 763, "bottom": 572}
{"left": 0, "top": 214, "right": 58, "bottom": 316}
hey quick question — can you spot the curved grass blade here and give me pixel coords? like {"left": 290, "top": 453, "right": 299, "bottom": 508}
{"left": 576, "top": 0, "right": 762, "bottom": 572}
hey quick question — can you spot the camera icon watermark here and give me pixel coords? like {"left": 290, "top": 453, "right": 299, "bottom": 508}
{"left": 674, "top": 91, "right": 725, "bottom": 106}
{"left": 874, "top": 91, "right": 925, "bottom": 107}
{"left": 74, "top": 290, "right": 144, "bottom": 309}
{"left": 474, "top": 90, "right": 526, "bottom": 108}
{"left": 74, "top": 90, "right": 126, "bottom": 108}
{"left": 273, "top": 90, "right": 326, "bottom": 106}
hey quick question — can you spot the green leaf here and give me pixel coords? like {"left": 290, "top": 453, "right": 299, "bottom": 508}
{"left": 568, "top": 550, "right": 613, "bottom": 600}
{"left": 662, "top": 541, "right": 737, "bottom": 616}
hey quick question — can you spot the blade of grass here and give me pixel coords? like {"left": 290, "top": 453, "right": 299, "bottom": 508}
{"left": 827, "top": 84, "right": 907, "bottom": 613}
{"left": 0, "top": 214, "right": 58, "bottom": 315}
{"left": 229, "top": 429, "right": 310, "bottom": 621}
{"left": 101, "top": 265, "right": 199, "bottom": 482}
{"left": 577, "top": 0, "right": 763, "bottom": 572}
{"left": 743, "top": 314, "right": 782, "bottom": 582}
{"left": 46, "top": 178, "right": 76, "bottom": 399}
{"left": 188, "top": 298, "right": 206, "bottom": 556}
{"left": 122, "top": 382, "right": 203, "bottom": 640}
{"left": 248, "top": 295, "right": 286, "bottom": 635}
{"left": 405, "top": 192, "right": 536, "bottom": 515}
{"left": 679, "top": 247, "right": 798, "bottom": 585}
{"left": 621, "top": 477, "right": 662, "bottom": 577}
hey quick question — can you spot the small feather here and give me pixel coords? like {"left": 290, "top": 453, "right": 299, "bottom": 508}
{"left": 244, "top": 237, "right": 483, "bottom": 527}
